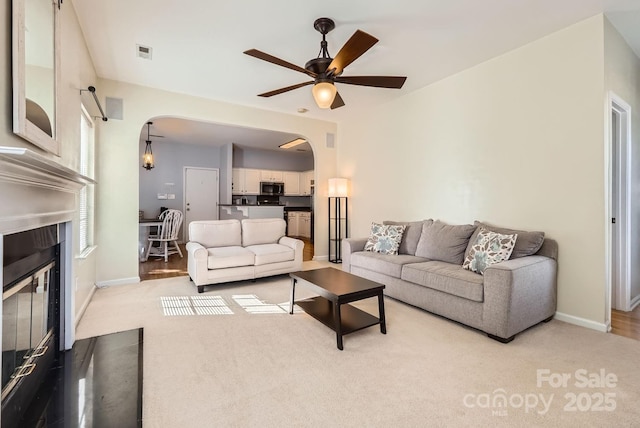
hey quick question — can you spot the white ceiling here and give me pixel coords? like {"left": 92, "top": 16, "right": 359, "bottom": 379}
{"left": 72, "top": 0, "right": 640, "bottom": 151}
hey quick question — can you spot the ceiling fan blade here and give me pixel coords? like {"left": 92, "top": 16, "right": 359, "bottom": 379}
{"left": 335, "top": 75, "right": 407, "bottom": 89}
{"left": 258, "top": 81, "right": 314, "bottom": 97}
{"left": 330, "top": 91, "right": 345, "bottom": 110}
{"left": 327, "top": 30, "right": 378, "bottom": 76}
{"left": 244, "top": 49, "right": 317, "bottom": 78}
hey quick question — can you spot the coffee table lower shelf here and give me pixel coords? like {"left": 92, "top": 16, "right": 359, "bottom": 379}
{"left": 297, "top": 296, "right": 381, "bottom": 335}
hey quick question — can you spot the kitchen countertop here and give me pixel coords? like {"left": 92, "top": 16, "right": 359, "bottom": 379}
{"left": 284, "top": 206, "right": 312, "bottom": 212}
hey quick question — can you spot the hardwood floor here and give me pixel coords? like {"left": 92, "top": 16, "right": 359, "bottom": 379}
{"left": 139, "top": 239, "right": 315, "bottom": 282}
{"left": 611, "top": 305, "right": 640, "bottom": 341}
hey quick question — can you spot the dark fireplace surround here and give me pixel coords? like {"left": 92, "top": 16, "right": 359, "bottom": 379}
{"left": 0, "top": 147, "right": 91, "bottom": 424}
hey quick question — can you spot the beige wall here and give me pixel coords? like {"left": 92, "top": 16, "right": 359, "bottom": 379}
{"left": 338, "top": 16, "right": 608, "bottom": 328}
{"left": 94, "top": 80, "right": 337, "bottom": 285}
{"left": 604, "top": 18, "right": 640, "bottom": 308}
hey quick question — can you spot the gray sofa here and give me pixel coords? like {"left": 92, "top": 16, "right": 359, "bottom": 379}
{"left": 342, "top": 220, "right": 558, "bottom": 342}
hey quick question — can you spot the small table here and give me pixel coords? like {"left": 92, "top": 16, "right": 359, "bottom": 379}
{"left": 289, "top": 268, "right": 386, "bottom": 350}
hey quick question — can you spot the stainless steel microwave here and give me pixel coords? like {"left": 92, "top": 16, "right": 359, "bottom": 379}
{"left": 260, "top": 181, "right": 284, "bottom": 196}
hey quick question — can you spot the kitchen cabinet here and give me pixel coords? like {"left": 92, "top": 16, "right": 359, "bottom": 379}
{"left": 299, "top": 212, "right": 311, "bottom": 238}
{"left": 232, "top": 168, "right": 260, "bottom": 195}
{"left": 283, "top": 171, "right": 300, "bottom": 195}
{"left": 287, "top": 212, "right": 299, "bottom": 237}
{"left": 260, "top": 170, "right": 283, "bottom": 182}
{"left": 300, "top": 170, "right": 314, "bottom": 195}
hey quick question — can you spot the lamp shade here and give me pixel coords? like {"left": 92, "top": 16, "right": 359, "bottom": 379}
{"left": 312, "top": 82, "right": 337, "bottom": 109}
{"left": 328, "top": 178, "right": 348, "bottom": 197}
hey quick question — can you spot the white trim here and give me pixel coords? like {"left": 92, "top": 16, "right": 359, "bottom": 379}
{"left": 631, "top": 294, "right": 640, "bottom": 311}
{"left": 605, "top": 91, "right": 632, "bottom": 315}
{"left": 74, "top": 284, "right": 97, "bottom": 329}
{"left": 313, "top": 255, "right": 329, "bottom": 261}
{"left": 75, "top": 245, "right": 97, "bottom": 260}
{"left": 96, "top": 277, "right": 141, "bottom": 288}
{"left": 554, "top": 311, "right": 609, "bottom": 333}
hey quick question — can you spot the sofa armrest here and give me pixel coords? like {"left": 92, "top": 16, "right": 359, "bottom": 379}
{"left": 278, "top": 236, "right": 304, "bottom": 267}
{"left": 482, "top": 256, "right": 557, "bottom": 339}
{"left": 341, "top": 238, "right": 368, "bottom": 272}
{"left": 186, "top": 242, "right": 209, "bottom": 286}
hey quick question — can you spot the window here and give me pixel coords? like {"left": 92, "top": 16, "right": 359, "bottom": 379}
{"left": 79, "top": 105, "right": 95, "bottom": 255}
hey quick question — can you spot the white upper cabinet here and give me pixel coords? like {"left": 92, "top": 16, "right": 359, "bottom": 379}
{"left": 232, "top": 168, "right": 261, "bottom": 194}
{"left": 300, "top": 170, "right": 313, "bottom": 195}
{"left": 283, "top": 171, "right": 301, "bottom": 195}
{"left": 260, "top": 170, "right": 283, "bottom": 182}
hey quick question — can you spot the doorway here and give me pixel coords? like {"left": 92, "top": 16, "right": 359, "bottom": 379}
{"left": 608, "top": 92, "right": 633, "bottom": 335}
{"left": 184, "top": 167, "right": 219, "bottom": 240}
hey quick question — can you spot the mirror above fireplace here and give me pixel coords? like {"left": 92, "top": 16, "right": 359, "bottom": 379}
{"left": 12, "top": 0, "right": 60, "bottom": 155}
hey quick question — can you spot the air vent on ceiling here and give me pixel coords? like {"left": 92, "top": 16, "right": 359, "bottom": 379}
{"left": 136, "top": 44, "right": 153, "bottom": 60}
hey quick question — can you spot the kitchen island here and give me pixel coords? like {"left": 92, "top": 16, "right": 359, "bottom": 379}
{"left": 219, "top": 204, "right": 284, "bottom": 220}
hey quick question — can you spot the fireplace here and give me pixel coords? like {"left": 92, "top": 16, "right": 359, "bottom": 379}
{"left": 0, "top": 146, "right": 90, "bottom": 425}
{"left": 1, "top": 225, "right": 61, "bottom": 425}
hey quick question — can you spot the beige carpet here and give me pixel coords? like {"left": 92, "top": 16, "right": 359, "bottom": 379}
{"left": 76, "top": 265, "right": 640, "bottom": 427}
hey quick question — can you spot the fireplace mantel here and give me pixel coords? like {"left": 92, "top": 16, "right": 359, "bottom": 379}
{"left": 0, "top": 146, "right": 94, "bottom": 235}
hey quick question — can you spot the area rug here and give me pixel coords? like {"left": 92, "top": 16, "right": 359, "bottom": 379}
{"left": 76, "top": 273, "right": 640, "bottom": 427}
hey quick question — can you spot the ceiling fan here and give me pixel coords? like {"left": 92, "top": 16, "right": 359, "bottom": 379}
{"left": 244, "top": 17, "right": 407, "bottom": 110}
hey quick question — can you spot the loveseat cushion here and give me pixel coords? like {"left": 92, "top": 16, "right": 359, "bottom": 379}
{"left": 383, "top": 219, "right": 433, "bottom": 255}
{"left": 350, "top": 251, "right": 428, "bottom": 279}
{"left": 207, "top": 246, "right": 255, "bottom": 269}
{"left": 401, "top": 261, "right": 484, "bottom": 302}
{"left": 414, "top": 220, "right": 476, "bottom": 265}
{"left": 190, "top": 220, "right": 242, "bottom": 248}
{"left": 246, "top": 244, "right": 294, "bottom": 266}
{"left": 242, "top": 218, "right": 286, "bottom": 246}
{"left": 466, "top": 221, "right": 545, "bottom": 259}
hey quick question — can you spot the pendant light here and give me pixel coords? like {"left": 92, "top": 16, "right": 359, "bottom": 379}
{"left": 142, "top": 121, "right": 155, "bottom": 170}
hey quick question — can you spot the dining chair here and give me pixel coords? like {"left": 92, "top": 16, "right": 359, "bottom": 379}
{"left": 144, "top": 209, "right": 184, "bottom": 262}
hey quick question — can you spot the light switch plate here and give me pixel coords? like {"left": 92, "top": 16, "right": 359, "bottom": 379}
{"left": 157, "top": 193, "right": 167, "bottom": 200}
{"left": 167, "top": 194, "right": 175, "bottom": 200}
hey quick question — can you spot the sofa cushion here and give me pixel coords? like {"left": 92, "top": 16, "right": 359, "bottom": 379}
{"left": 383, "top": 220, "right": 433, "bottom": 255}
{"left": 207, "top": 246, "right": 254, "bottom": 269}
{"left": 414, "top": 220, "right": 476, "bottom": 264}
{"left": 401, "top": 261, "right": 484, "bottom": 302}
{"left": 351, "top": 251, "right": 428, "bottom": 279}
{"left": 246, "top": 244, "right": 294, "bottom": 266}
{"left": 364, "top": 223, "right": 406, "bottom": 255}
{"left": 462, "top": 228, "right": 517, "bottom": 274}
{"left": 466, "top": 221, "right": 545, "bottom": 259}
{"left": 190, "top": 220, "right": 241, "bottom": 248}
{"left": 242, "top": 218, "right": 286, "bottom": 247}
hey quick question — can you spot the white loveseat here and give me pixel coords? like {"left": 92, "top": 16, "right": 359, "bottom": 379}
{"left": 186, "top": 218, "right": 304, "bottom": 293}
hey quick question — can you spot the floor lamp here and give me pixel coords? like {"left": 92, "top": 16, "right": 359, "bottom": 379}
{"left": 328, "top": 178, "right": 348, "bottom": 263}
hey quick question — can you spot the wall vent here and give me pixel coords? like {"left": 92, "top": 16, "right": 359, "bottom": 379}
{"left": 136, "top": 44, "right": 153, "bottom": 60}
{"left": 326, "top": 133, "right": 335, "bottom": 148}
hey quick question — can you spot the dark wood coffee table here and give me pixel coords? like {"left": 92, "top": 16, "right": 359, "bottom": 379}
{"left": 289, "top": 268, "right": 386, "bottom": 350}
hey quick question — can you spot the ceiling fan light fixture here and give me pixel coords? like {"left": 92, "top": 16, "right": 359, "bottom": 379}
{"left": 312, "top": 81, "right": 337, "bottom": 109}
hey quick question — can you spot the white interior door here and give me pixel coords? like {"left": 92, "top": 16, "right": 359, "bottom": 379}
{"left": 184, "top": 167, "right": 219, "bottom": 241}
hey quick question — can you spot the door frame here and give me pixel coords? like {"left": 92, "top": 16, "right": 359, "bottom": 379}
{"left": 606, "top": 91, "right": 632, "bottom": 319}
{"left": 183, "top": 166, "right": 219, "bottom": 241}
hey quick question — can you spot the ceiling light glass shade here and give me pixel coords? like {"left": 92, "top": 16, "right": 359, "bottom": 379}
{"left": 143, "top": 140, "right": 154, "bottom": 170}
{"left": 312, "top": 82, "right": 337, "bottom": 109}
{"left": 328, "top": 178, "right": 348, "bottom": 197}
{"left": 279, "top": 138, "right": 307, "bottom": 149}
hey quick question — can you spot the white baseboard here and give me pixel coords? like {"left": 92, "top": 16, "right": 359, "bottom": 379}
{"left": 313, "top": 255, "right": 329, "bottom": 261}
{"left": 96, "top": 277, "right": 141, "bottom": 288}
{"left": 554, "top": 311, "right": 608, "bottom": 332}
{"left": 75, "top": 284, "right": 97, "bottom": 329}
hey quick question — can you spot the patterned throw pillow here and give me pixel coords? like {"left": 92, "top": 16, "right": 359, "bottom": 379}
{"left": 364, "top": 223, "right": 406, "bottom": 255}
{"left": 462, "top": 228, "right": 517, "bottom": 274}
